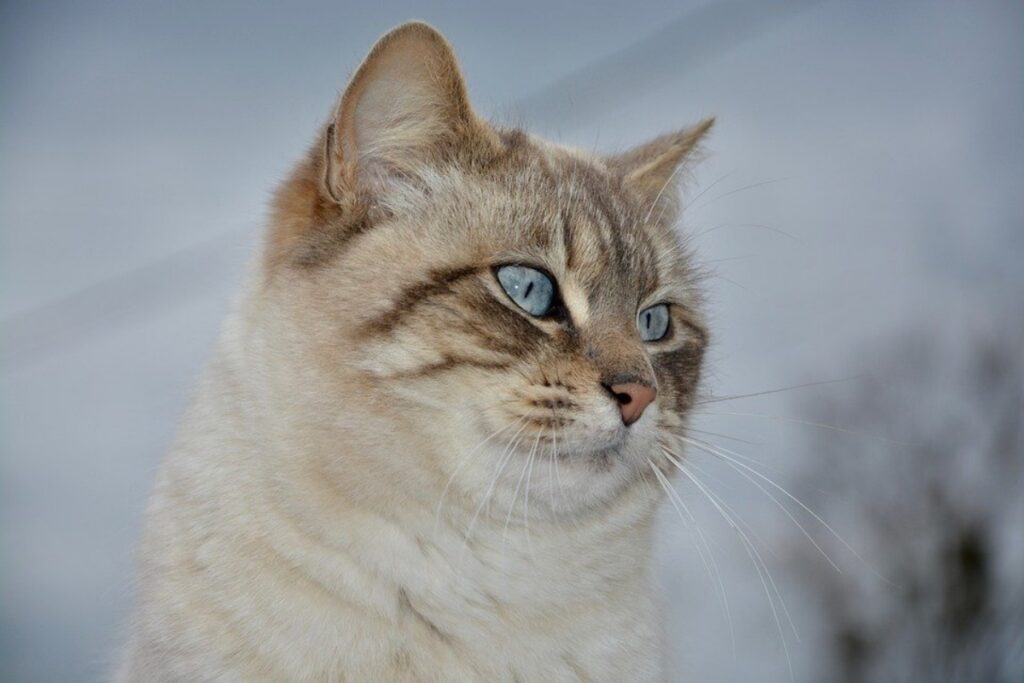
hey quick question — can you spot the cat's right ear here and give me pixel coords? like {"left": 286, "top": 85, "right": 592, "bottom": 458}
{"left": 323, "top": 22, "right": 499, "bottom": 204}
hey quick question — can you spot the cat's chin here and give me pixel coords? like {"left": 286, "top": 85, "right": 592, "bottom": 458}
{"left": 517, "top": 423, "right": 656, "bottom": 507}
{"left": 554, "top": 428, "right": 629, "bottom": 461}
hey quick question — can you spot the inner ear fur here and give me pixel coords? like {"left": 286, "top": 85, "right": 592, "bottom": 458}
{"left": 608, "top": 117, "right": 715, "bottom": 223}
{"left": 324, "top": 21, "right": 500, "bottom": 203}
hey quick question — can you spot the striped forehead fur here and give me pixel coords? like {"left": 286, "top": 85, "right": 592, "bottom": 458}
{"left": 315, "top": 130, "right": 695, "bottom": 304}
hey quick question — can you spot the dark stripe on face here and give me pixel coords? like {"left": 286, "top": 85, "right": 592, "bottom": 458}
{"left": 678, "top": 318, "right": 709, "bottom": 349}
{"left": 562, "top": 169, "right": 665, "bottom": 308}
{"left": 652, "top": 339, "right": 705, "bottom": 415}
{"left": 572, "top": 163, "right": 628, "bottom": 271}
{"left": 358, "top": 266, "right": 479, "bottom": 338}
{"left": 631, "top": 230, "right": 660, "bottom": 295}
{"left": 560, "top": 209, "right": 577, "bottom": 271}
{"left": 454, "top": 289, "right": 549, "bottom": 358}
{"left": 385, "top": 354, "right": 512, "bottom": 379}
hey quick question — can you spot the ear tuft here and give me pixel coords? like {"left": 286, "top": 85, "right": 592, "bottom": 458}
{"left": 324, "top": 22, "right": 497, "bottom": 203}
{"left": 609, "top": 117, "right": 715, "bottom": 220}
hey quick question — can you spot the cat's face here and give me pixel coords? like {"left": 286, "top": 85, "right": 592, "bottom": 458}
{"left": 261, "top": 23, "right": 709, "bottom": 517}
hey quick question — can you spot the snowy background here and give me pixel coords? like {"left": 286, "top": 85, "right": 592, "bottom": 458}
{"left": 2, "top": 1, "right": 1022, "bottom": 680}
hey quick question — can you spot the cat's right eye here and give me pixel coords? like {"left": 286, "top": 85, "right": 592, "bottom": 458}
{"left": 496, "top": 265, "right": 555, "bottom": 317}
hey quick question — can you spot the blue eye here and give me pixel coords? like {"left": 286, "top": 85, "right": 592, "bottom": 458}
{"left": 496, "top": 265, "right": 555, "bottom": 317}
{"left": 638, "top": 304, "right": 670, "bottom": 342}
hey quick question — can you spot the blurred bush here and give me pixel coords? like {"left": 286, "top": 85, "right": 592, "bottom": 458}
{"left": 787, "top": 312, "right": 1024, "bottom": 681}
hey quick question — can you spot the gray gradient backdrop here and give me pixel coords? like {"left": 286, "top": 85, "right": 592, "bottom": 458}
{"left": 2, "top": 1, "right": 1022, "bottom": 680}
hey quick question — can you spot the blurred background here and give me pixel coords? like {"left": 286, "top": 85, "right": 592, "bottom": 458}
{"left": 2, "top": 1, "right": 1022, "bottom": 680}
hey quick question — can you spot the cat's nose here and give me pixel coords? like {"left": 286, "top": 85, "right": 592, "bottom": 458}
{"left": 607, "top": 382, "right": 657, "bottom": 426}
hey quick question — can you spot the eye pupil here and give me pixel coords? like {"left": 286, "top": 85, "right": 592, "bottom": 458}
{"left": 524, "top": 281, "right": 534, "bottom": 299}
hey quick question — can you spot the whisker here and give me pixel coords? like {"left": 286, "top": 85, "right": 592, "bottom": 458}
{"left": 696, "top": 376, "right": 858, "bottom": 406}
{"left": 459, "top": 417, "right": 532, "bottom": 565}
{"left": 679, "top": 455, "right": 778, "bottom": 560}
{"left": 701, "top": 254, "right": 755, "bottom": 265}
{"left": 671, "top": 451, "right": 799, "bottom": 646}
{"left": 686, "top": 426, "right": 766, "bottom": 448}
{"left": 549, "top": 406, "right": 579, "bottom": 530}
{"left": 681, "top": 169, "right": 736, "bottom": 212}
{"left": 681, "top": 435, "right": 841, "bottom": 573}
{"left": 698, "top": 409, "right": 913, "bottom": 446}
{"left": 688, "top": 176, "right": 794, "bottom": 214}
{"left": 690, "top": 222, "right": 801, "bottom": 243}
{"left": 503, "top": 429, "right": 541, "bottom": 548}
{"left": 662, "top": 447, "right": 796, "bottom": 681}
{"left": 544, "top": 425, "right": 563, "bottom": 525}
{"left": 522, "top": 435, "right": 539, "bottom": 560}
{"left": 701, "top": 272, "right": 751, "bottom": 294}
{"left": 642, "top": 162, "right": 686, "bottom": 227}
{"left": 434, "top": 417, "right": 525, "bottom": 536}
{"left": 679, "top": 434, "right": 891, "bottom": 585}
{"left": 648, "top": 459, "right": 736, "bottom": 656}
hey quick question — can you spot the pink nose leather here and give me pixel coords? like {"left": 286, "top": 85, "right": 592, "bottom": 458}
{"left": 609, "top": 382, "right": 657, "bottom": 426}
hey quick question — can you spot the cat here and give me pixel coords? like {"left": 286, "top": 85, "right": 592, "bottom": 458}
{"left": 116, "top": 21, "right": 712, "bottom": 682}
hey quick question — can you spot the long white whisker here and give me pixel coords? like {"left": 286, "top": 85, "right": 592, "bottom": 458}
{"left": 544, "top": 425, "right": 562, "bottom": 525}
{"left": 686, "top": 427, "right": 763, "bottom": 447}
{"left": 681, "top": 435, "right": 842, "bottom": 574}
{"left": 688, "top": 176, "right": 794, "bottom": 214}
{"left": 643, "top": 162, "right": 685, "bottom": 227}
{"left": 685, "top": 429, "right": 784, "bottom": 474}
{"left": 698, "top": 409, "right": 912, "bottom": 446}
{"left": 460, "top": 418, "right": 532, "bottom": 565}
{"left": 502, "top": 445, "right": 531, "bottom": 538}
{"left": 679, "top": 169, "right": 736, "bottom": 216}
{"left": 664, "top": 447, "right": 799, "bottom": 641}
{"left": 549, "top": 408, "right": 579, "bottom": 530}
{"left": 649, "top": 459, "right": 736, "bottom": 656}
{"left": 696, "top": 376, "right": 857, "bottom": 406}
{"left": 681, "top": 456, "right": 780, "bottom": 562}
{"left": 690, "top": 221, "right": 800, "bottom": 242}
{"left": 503, "top": 428, "right": 541, "bottom": 548}
{"left": 679, "top": 433, "right": 888, "bottom": 582}
{"left": 434, "top": 417, "right": 523, "bottom": 537}
{"left": 662, "top": 446, "right": 797, "bottom": 681}
{"left": 522, "top": 435, "right": 539, "bottom": 561}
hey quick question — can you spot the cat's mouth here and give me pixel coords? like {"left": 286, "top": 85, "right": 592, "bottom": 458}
{"left": 519, "top": 422, "right": 630, "bottom": 462}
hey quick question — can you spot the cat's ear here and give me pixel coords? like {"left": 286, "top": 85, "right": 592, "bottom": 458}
{"left": 323, "top": 22, "right": 499, "bottom": 203}
{"left": 608, "top": 118, "right": 714, "bottom": 220}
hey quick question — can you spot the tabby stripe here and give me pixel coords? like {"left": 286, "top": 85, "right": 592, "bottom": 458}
{"left": 560, "top": 209, "right": 577, "bottom": 271}
{"left": 387, "top": 355, "right": 512, "bottom": 379}
{"left": 358, "top": 266, "right": 479, "bottom": 338}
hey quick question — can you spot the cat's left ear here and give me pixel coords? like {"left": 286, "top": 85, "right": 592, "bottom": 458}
{"left": 608, "top": 118, "right": 715, "bottom": 221}
{"left": 323, "top": 22, "right": 500, "bottom": 204}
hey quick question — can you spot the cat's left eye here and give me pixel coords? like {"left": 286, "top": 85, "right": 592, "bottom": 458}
{"left": 638, "top": 304, "right": 670, "bottom": 342}
{"left": 496, "top": 265, "right": 555, "bottom": 317}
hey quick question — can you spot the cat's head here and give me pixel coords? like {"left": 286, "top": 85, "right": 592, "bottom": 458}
{"left": 257, "top": 23, "right": 710, "bottom": 517}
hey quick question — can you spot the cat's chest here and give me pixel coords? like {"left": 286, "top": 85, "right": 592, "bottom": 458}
{"left": 366, "top": 528, "right": 664, "bottom": 681}
{"left": 387, "top": 579, "right": 663, "bottom": 682}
